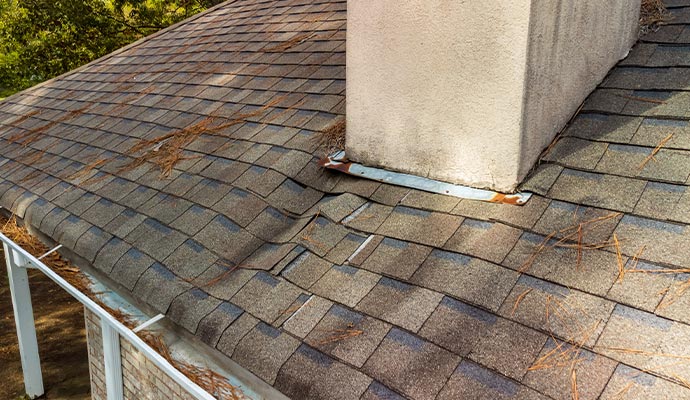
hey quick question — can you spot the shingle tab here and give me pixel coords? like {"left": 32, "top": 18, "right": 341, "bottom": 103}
{"left": 437, "top": 360, "right": 550, "bottom": 400}
{"left": 355, "top": 277, "right": 442, "bottom": 333}
{"left": 363, "top": 328, "right": 460, "bottom": 400}
{"left": 468, "top": 318, "right": 547, "bottom": 380}
{"left": 194, "top": 214, "right": 263, "bottom": 263}
{"left": 197, "top": 301, "right": 244, "bottom": 347}
{"left": 275, "top": 345, "right": 372, "bottom": 400}
{"left": 132, "top": 263, "right": 192, "bottom": 313}
{"left": 232, "top": 272, "right": 304, "bottom": 323}
{"left": 232, "top": 322, "right": 300, "bottom": 384}
{"left": 377, "top": 206, "right": 462, "bottom": 247}
{"left": 411, "top": 250, "right": 519, "bottom": 311}
{"left": 500, "top": 275, "right": 615, "bottom": 347}
{"left": 311, "top": 264, "right": 380, "bottom": 308}
{"left": 305, "top": 304, "right": 390, "bottom": 368}
{"left": 359, "top": 238, "right": 430, "bottom": 280}
{"left": 549, "top": 169, "right": 646, "bottom": 212}
{"left": 168, "top": 288, "right": 222, "bottom": 334}
{"left": 524, "top": 338, "right": 617, "bottom": 400}
{"left": 419, "top": 296, "right": 497, "bottom": 356}
{"left": 444, "top": 219, "right": 522, "bottom": 264}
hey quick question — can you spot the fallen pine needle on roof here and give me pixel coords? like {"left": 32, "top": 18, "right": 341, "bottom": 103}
{"left": 118, "top": 98, "right": 283, "bottom": 179}
{"left": 614, "top": 93, "right": 666, "bottom": 104}
{"left": 672, "top": 374, "right": 690, "bottom": 390}
{"left": 532, "top": 298, "right": 600, "bottom": 372}
{"left": 601, "top": 347, "right": 690, "bottom": 360}
{"left": 658, "top": 278, "right": 690, "bottom": 310}
{"left": 511, "top": 288, "right": 532, "bottom": 317}
{"left": 627, "top": 268, "right": 690, "bottom": 274}
{"left": 262, "top": 33, "right": 315, "bottom": 52}
{"left": 299, "top": 212, "right": 330, "bottom": 251}
{"left": 8, "top": 106, "right": 90, "bottom": 147}
{"left": 614, "top": 234, "right": 625, "bottom": 283}
{"left": 317, "top": 323, "right": 364, "bottom": 345}
{"left": 625, "top": 246, "right": 646, "bottom": 273}
{"left": 638, "top": 133, "right": 674, "bottom": 170}
{"left": 528, "top": 338, "right": 586, "bottom": 371}
{"left": 615, "top": 382, "right": 636, "bottom": 399}
{"left": 639, "top": 359, "right": 690, "bottom": 378}
{"left": 200, "top": 261, "right": 239, "bottom": 287}
{"left": 571, "top": 369, "right": 579, "bottom": 400}
{"left": 556, "top": 212, "right": 622, "bottom": 241}
{"left": 69, "top": 157, "right": 112, "bottom": 182}
{"left": 280, "top": 300, "right": 312, "bottom": 317}
{"left": 554, "top": 240, "right": 617, "bottom": 251}
{"left": 576, "top": 224, "right": 583, "bottom": 270}
{"left": 519, "top": 231, "right": 556, "bottom": 273}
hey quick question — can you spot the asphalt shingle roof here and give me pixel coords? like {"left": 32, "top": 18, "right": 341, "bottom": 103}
{"left": 2, "top": 0, "right": 690, "bottom": 398}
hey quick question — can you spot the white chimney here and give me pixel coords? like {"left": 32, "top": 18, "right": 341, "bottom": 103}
{"left": 346, "top": 0, "right": 640, "bottom": 192}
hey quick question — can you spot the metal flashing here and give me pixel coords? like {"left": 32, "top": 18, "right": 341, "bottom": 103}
{"left": 320, "top": 151, "right": 532, "bottom": 205}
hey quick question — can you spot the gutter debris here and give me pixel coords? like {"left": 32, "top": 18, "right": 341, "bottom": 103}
{"left": 319, "top": 151, "right": 532, "bottom": 205}
{"left": 0, "top": 213, "right": 250, "bottom": 400}
{"left": 640, "top": 0, "right": 671, "bottom": 34}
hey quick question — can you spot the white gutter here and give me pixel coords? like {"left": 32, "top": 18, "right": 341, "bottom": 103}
{"left": 1, "top": 231, "right": 217, "bottom": 400}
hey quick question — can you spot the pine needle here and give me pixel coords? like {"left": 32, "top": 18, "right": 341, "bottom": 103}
{"left": 315, "top": 118, "right": 346, "bottom": 155}
{"left": 614, "top": 234, "right": 625, "bottom": 283}
{"left": 625, "top": 246, "right": 646, "bottom": 273}
{"left": 615, "top": 382, "right": 636, "bottom": 399}
{"left": 615, "top": 94, "right": 665, "bottom": 104}
{"left": 640, "top": 0, "right": 672, "bottom": 32}
{"left": 575, "top": 224, "right": 582, "bottom": 271}
{"left": 317, "top": 323, "right": 364, "bottom": 345}
{"left": 638, "top": 133, "right": 674, "bottom": 170}
{"left": 118, "top": 98, "right": 282, "bottom": 178}
{"left": 511, "top": 288, "right": 532, "bottom": 317}
{"left": 262, "top": 33, "right": 315, "bottom": 52}
{"left": 200, "top": 262, "right": 239, "bottom": 287}
{"left": 555, "top": 213, "right": 622, "bottom": 243}
{"left": 601, "top": 347, "right": 690, "bottom": 360}
{"left": 519, "top": 231, "right": 556, "bottom": 273}
{"left": 627, "top": 268, "right": 690, "bottom": 275}
{"left": 571, "top": 369, "right": 579, "bottom": 400}
{"left": 658, "top": 278, "right": 690, "bottom": 310}
{"left": 672, "top": 374, "right": 690, "bottom": 390}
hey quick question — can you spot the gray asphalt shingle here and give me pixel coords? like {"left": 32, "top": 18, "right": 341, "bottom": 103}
{"left": 2, "top": 1, "right": 690, "bottom": 398}
{"left": 363, "top": 328, "right": 460, "bottom": 400}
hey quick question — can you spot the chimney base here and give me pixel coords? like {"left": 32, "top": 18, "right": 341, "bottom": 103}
{"left": 346, "top": 0, "right": 640, "bottom": 192}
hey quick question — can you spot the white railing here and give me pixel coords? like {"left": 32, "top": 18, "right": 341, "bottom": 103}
{"left": 1, "top": 231, "right": 216, "bottom": 400}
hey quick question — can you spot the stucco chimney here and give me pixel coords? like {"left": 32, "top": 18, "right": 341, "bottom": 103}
{"left": 346, "top": 0, "right": 640, "bottom": 193}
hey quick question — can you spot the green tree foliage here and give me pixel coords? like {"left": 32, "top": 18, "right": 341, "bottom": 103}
{"left": 0, "top": 0, "right": 223, "bottom": 95}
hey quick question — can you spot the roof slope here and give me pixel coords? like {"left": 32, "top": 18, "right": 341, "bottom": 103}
{"left": 2, "top": 0, "right": 690, "bottom": 399}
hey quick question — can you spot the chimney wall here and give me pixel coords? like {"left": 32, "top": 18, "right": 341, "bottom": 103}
{"left": 346, "top": 0, "right": 640, "bottom": 192}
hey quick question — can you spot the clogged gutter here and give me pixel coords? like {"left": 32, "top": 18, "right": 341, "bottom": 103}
{"left": 0, "top": 213, "right": 249, "bottom": 400}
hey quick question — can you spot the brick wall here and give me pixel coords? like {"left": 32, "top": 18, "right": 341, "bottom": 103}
{"left": 84, "top": 308, "right": 197, "bottom": 400}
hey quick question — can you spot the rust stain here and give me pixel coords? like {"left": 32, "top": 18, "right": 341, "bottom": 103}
{"left": 318, "top": 156, "right": 353, "bottom": 174}
{"left": 489, "top": 193, "right": 524, "bottom": 205}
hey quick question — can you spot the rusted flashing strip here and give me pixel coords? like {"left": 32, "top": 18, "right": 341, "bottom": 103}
{"left": 320, "top": 151, "right": 532, "bottom": 206}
